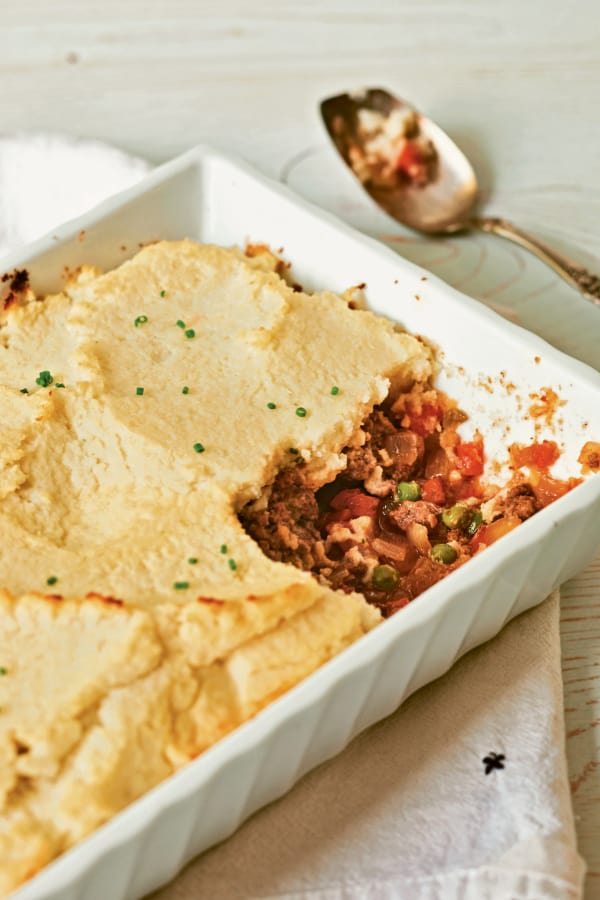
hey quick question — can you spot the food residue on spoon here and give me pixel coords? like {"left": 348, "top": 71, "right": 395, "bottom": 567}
{"left": 341, "top": 106, "right": 438, "bottom": 190}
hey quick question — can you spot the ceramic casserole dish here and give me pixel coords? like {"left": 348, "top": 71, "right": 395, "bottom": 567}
{"left": 4, "top": 145, "right": 600, "bottom": 900}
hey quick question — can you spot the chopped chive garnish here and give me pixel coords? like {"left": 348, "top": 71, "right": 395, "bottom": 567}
{"left": 228, "top": 558, "right": 237, "bottom": 572}
{"left": 0, "top": 667, "right": 7, "bottom": 676}
{"left": 289, "top": 447, "right": 299, "bottom": 454}
{"left": 330, "top": 386, "right": 340, "bottom": 395}
{"left": 184, "top": 328, "right": 195, "bottom": 339}
{"left": 20, "top": 388, "right": 28, "bottom": 394}
{"left": 182, "top": 386, "right": 189, "bottom": 394}
{"left": 188, "top": 557, "right": 198, "bottom": 565}
{"left": 176, "top": 320, "right": 185, "bottom": 329}
{"left": 134, "top": 315, "right": 148, "bottom": 327}
{"left": 136, "top": 387, "right": 144, "bottom": 396}
{"left": 193, "top": 442, "right": 205, "bottom": 453}
{"left": 220, "top": 544, "right": 227, "bottom": 554}
{"left": 267, "top": 402, "right": 277, "bottom": 409}
{"left": 36, "top": 370, "right": 53, "bottom": 387}
{"left": 160, "top": 290, "right": 166, "bottom": 297}
{"left": 55, "top": 382, "right": 65, "bottom": 389}
{"left": 174, "top": 581, "right": 189, "bottom": 590}
{"left": 46, "top": 576, "right": 58, "bottom": 586}
{"left": 295, "top": 406, "right": 307, "bottom": 418}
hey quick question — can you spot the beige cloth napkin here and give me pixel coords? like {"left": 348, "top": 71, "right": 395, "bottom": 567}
{"left": 153, "top": 593, "right": 584, "bottom": 900}
{"left": 0, "top": 134, "right": 585, "bottom": 900}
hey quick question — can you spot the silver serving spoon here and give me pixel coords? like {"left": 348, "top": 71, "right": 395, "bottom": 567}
{"left": 320, "top": 88, "right": 600, "bottom": 306}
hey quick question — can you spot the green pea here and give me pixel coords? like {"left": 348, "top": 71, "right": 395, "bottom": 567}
{"left": 431, "top": 543, "right": 458, "bottom": 565}
{"left": 441, "top": 503, "right": 469, "bottom": 529}
{"left": 466, "top": 509, "right": 483, "bottom": 537}
{"left": 397, "top": 481, "right": 421, "bottom": 502}
{"left": 372, "top": 564, "right": 400, "bottom": 591}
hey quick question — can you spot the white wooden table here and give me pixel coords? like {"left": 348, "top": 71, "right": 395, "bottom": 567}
{"left": 2, "top": 2, "right": 599, "bottom": 895}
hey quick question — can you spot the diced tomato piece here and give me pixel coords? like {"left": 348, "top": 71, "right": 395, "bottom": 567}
{"left": 330, "top": 489, "right": 380, "bottom": 518}
{"left": 510, "top": 440, "right": 560, "bottom": 470}
{"left": 406, "top": 403, "right": 442, "bottom": 437}
{"left": 421, "top": 475, "right": 446, "bottom": 504}
{"left": 379, "top": 594, "right": 411, "bottom": 617}
{"left": 396, "top": 141, "right": 428, "bottom": 183}
{"left": 455, "top": 439, "right": 485, "bottom": 476}
{"left": 452, "top": 477, "right": 483, "bottom": 501}
{"left": 532, "top": 473, "right": 581, "bottom": 508}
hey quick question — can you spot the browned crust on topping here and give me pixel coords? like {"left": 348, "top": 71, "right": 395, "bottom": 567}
{"left": 1, "top": 268, "right": 30, "bottom": 310}
{"left": 1, "top": 269, "right": 29, "bottom": 291}
{"left": 244, "top": 241, "right": 292, "bottom": 279}
{"left": 85, "top": 592, "right": 124, "bottom": 607}
{"left": 197, "top": 596, "right": 224, "bottom": 606}
{"left": 245, "top": 242, "right": 271, "bottom": 258}
{"left": 17, "top": 591, "right": 64, "bottom": 604}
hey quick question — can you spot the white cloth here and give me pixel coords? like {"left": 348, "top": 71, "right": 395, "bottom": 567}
{"left": 0, "top": 133, "right": 149, "bottom": 258}
{"left": 0, "top": 134, "right": 585, "bottom": 900}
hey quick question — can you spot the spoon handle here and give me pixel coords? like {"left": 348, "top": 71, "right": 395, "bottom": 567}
{"left": 470, "top": 216, "right": 600, "bottom": 307}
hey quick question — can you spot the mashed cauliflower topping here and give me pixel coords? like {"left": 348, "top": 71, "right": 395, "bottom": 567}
{"left": 0, "top": 240, "right": 431, "bottom": 892}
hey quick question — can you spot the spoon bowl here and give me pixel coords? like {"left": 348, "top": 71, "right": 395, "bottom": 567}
{"left": 321, "top": 88, "right": 477, "bottom": 234}
{"left": 320, "top": 87, "right": 600, "bottom": 304}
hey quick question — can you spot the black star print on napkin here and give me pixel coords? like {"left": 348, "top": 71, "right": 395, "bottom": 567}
{"left": 482, "top": 752, "right": 505, "bottom": 775}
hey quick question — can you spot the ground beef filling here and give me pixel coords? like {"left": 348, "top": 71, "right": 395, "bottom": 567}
{"left": 241, "top": 388, "right": 575, "bottom": 618}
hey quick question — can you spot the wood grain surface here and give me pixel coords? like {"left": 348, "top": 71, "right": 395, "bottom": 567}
{"left": 1, "top": 1, "right": 599, "bottom": 895}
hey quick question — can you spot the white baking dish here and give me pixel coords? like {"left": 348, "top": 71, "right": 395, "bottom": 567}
{"left": 5, "top": 146, "right": 600, "bottom": 900}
